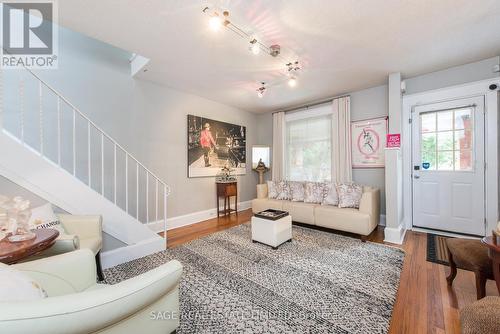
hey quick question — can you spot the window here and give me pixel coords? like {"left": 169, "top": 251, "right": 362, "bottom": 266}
{"left": 420, "top": 107, "right": 473, "bottom": 171}
{"left": 285, "top": 110, "right": 332, "bottom": 181}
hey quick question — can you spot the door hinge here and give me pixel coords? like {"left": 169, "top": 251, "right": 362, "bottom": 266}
{"left": 484, "top": 218, "right": 487, "bottom": 229}
{"left": 409, "top": 118, "right": 412, "bottom": 124}
{"left": 484, "top": 162, "right": 487, "bottom": 170}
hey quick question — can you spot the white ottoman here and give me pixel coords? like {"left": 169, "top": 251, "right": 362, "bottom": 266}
{"left": 251, "top": 214, "right": 292, "bottom": 249}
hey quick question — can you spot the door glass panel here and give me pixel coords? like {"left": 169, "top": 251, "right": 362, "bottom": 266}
{"left": 437, "top": 151, "right": 453, "bottom": 170}
{"left": 437, "top": 111, "right": 453, "bottom": 131}
{"left": 421, "top": 113, "right": 436, "bottom": 133}
{"left": 419, "top": 107, "right": 474, "bottom": 171}
{"left": 454, "top": 130, "right": 472, "bottom": 150}
{"left": 421, "top": 133, "right": 436, "bottom": 152}
{"left": 455, "top": 150, "right": 472, "bottom": 171}
{"left": 437, "top": 131, "right": 453, "bottom": 150}
{"left": 455, "top": 108, "right": 472, "bottom": 130}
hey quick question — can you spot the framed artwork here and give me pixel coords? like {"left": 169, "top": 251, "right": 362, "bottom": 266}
{"left": 351, "top": 116, "right": 388, "bottom": 168}
{"left": 187, "top": 115, "right": 246, "bottom": 178}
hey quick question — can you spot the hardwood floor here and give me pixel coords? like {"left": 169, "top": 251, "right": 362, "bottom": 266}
{"left": 161, "top": 209, "right": 498, "bottom": 333}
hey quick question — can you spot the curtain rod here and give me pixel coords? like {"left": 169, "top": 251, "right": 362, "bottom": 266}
{"left": 271, "top": 94, "right": 350, "bottom": 115}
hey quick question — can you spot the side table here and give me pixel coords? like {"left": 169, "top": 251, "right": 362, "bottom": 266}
{"left": 0, "top": 229, "right": 60, "bottom": 264}
{"left": 216, "top": 181, "right": 237, "bottom": 217}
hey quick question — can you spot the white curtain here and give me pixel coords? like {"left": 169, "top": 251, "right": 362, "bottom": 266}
{"left": 272, "top": 111, "right": 285, "bottom": 181}
{"left": 332, "top": 96, "right": 352, "bottom": 183}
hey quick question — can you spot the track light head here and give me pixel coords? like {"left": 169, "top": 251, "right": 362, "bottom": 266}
{"left": 249, "top": 38, "right": 260, "bottom": 55}
{"left": 257, "top": 82, "right": 266, "bottom": 98}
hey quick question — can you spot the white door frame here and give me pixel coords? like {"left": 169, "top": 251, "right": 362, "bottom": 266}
{"left": 402, "top": 79, "right": 499, "bottom": 236}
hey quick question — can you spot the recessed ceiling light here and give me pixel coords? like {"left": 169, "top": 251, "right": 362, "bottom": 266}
{"left": 288, "top": 76, "right": 297, "bottom": 87}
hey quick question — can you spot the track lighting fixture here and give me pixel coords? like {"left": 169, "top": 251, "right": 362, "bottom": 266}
{"left": 202, "top": 6, "right": 303, "bottom": 98}
{"left": 204, "top": 7, "right": 229, "bottom": 32}
{"left": 257, "top": 82, "right": 266, "bottom": 98}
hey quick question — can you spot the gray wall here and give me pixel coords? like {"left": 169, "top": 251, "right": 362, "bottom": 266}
{"left": 2, "top": 27, "right": 260, "bottom": 225}
{"left": 350, "top": 85, "right": 388, "bottom": 214}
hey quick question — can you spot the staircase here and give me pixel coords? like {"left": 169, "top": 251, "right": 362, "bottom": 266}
{"left": 0, "top": 68, "right": 170, "bottom": 267}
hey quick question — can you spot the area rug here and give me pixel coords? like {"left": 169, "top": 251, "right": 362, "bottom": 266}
{"left": 104, "top": 224, "right": 405, "bottom": 334}
{"left": 426, "top": 233, "right": 451, "bottom": 266}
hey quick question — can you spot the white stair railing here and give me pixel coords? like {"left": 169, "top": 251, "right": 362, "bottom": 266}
{"left": 0, "top": 68, "right": 170, "bottom": 244}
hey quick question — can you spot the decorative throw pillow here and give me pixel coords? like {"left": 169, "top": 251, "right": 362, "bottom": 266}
{"left": 276, "top": 181, "right": 291, "bottom": 200}
{"left": 336, "top": 183, "right": 363, "bottom": 208}
{"left": 289, "top": 181, "right": 305, "bottom": 202}
{"left": 322, "top": 182, "right": 339, "bottom": 206}
{"left": 28, "top": 203, "right": 66, "bottom": 235}
{"left": 267, "top": 181, "right": 279, "bottom": 199}
{"left": 304, "top": 182, "right": 324, "bottom": 204}
{"left": 0, "top": 263, "right": 47, "bottom": 301}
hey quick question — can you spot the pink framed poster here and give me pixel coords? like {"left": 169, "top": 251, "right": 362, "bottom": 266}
{"left": 351, "top": 116, "right": 388, "bottom": 168}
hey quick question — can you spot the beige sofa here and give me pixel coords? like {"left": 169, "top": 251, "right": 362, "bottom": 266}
{"left": 252, "top": 184, "right": 380, "bottom": 240}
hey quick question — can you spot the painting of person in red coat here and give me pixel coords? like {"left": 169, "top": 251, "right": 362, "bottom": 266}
{"left": 200, "top": 123, "right": 217, "bottom": 167}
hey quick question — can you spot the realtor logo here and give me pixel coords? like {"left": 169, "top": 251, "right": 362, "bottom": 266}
{"left": 1, "top": 1, "right": 58, "bottom": 69}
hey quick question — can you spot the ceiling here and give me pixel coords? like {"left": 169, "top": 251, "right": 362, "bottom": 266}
{"left": 58, "top": 0, "right": 500, "bottom": 113}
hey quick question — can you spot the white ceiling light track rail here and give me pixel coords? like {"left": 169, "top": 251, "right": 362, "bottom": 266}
{"left": 202, "top": 6, "right": 302, "bottom": 98}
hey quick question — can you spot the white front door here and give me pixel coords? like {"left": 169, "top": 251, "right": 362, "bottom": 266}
{"left": 411, "top": 96, "right": 485, "bottom": 235}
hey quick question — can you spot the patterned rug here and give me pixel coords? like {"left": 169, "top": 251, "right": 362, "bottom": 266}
{"left": 104, "top": 224, "right": 405, "bottom": 334}
{"left": 426, "top": 233, "right": 451, "bottom": 266}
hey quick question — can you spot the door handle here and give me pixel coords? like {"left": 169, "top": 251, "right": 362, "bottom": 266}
{"left": 414, "top": 175, "right": 420, "bottom": 179}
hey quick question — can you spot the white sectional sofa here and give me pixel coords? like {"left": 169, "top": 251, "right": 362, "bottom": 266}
{"left": 252, "top": 183, "right": 380, "bottom": 240}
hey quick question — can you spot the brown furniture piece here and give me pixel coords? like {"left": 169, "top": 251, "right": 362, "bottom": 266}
{"left": 460, "top": 296, "right": 500, "bottom": 334}
{"left": 0, "top": 229, "right": 60, "bottom": 264}
{"left": 481, "top": 233, "right": 500, "bottom": 295}
{"left": 216, "top": 181, "right": 237, "bottom": 217}
{"left": 446, "top": 238, "right": 494, "bottom": 299}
